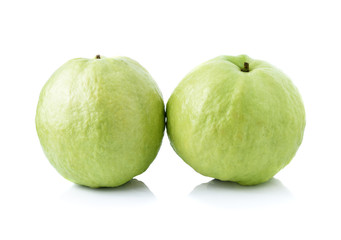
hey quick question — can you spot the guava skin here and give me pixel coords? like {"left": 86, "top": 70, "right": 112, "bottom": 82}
{"left": 36, "top": 56, "right": 165, "bottom": 188}
{"left": 167, "top": 55, "right": 305, "bottom": 185}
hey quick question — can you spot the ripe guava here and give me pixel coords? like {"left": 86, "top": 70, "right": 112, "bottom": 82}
{"left": 36, "top": 55, "right": 165, "bottom": 188}
{"left": 167, "top": 55, "right": 305, "bottom": 185}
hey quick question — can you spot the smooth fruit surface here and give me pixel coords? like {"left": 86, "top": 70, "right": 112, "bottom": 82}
{"left": 36, "top": 56, "right": 165, "bottom": 188}
{"left": 167, "top": 55, "right": 305, "bottom": 185}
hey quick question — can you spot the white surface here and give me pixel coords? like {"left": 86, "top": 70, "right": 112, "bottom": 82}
{"left": 0, "top": 0, "right": 340, "bottom": 239}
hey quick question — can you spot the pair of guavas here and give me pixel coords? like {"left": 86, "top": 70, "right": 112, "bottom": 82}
{"left": 36, "top": 55, "right": 305, "bottom": 188}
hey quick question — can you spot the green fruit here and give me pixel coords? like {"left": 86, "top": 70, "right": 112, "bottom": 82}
{"left": 36, "top": 55, "right": 165, "bottom": 188}
{"left": 167, "top": 55, "right": 305, "bottom": 185}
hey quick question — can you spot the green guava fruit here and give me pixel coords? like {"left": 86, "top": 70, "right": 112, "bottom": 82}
{"left": 167, "top": 55, "right": 305, "bottom": 185}
{"left": 36, "top": 55, "right": 165, "bottom": 188}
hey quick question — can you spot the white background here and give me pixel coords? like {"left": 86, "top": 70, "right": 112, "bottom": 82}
{"left": 0, "top": 0, "right": 340, "bottom": 239}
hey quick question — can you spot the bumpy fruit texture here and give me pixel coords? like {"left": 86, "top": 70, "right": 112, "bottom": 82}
{"left": 167, "top": 55, "right": 305, "bottom": 185}
{"left": 36, "top": 56, "right": 165, "bottom": 188}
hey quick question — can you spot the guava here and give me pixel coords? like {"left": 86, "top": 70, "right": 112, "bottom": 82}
{"left": 36, "top": 55, "right": 165, "bottom": 188}
{"left": 167, "top": 55, "right": 305, "bottom": 185}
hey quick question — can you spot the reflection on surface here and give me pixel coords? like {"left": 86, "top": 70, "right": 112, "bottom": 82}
{"left": 190, "top": 178, "right": 292, "bottom": 208}
{"left": 61, "top": 179, "right": 155, "bottom": 207}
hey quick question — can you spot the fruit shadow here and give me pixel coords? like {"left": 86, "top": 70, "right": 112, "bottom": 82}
{"left": 189, "top": 178, "right": 293, "bottom": 208}
{"left": 60, "top": 179, "right": 155, "bottom": 207}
